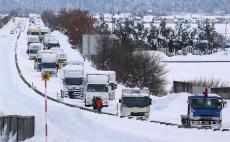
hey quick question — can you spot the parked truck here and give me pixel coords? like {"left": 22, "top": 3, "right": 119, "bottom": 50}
{"left": 39, "top": 26, "right": 50, "bottom": 41}
{"left": 84, "top": 71, "right": 110, "bottom": 107}
{"left": 50, "top": 47, "right": 67, "bottom": 68}
{"left": 181, "top": 93, "right": 227, "bottom": 129}
{"left": 43, "top": 36, "right": 60, "bottom": 49}
{"left": 28, "top": 43, "right": 43, "bottom": 60}
{"left": 119, "top": 88, "right": 152, "bottom": 120}
{"left": 104, "top": 71, "right": 117, "bottom": 100}
{"left": 40, "top": 53, "right": 57, "bottom": 75}
{"left": 61, "top": 64, "right": 84, "bottom": 99}
{"left": 34, "top": 50, "right": 52, "bottom": 71}
{"left": 27, "top": 35, "right": 40, "bottom": 47}
{"left": 27, "top": 26, "right": 40, "bottom": 36}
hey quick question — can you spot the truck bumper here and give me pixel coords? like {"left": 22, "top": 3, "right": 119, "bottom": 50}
{"left": 190, "top": 118, "right": 222, "bottom": 129}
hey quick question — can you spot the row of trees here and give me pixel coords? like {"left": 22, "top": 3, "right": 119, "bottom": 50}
{"left": 97, "top": 17, "right": 225, "bottom": 55}
{"left": 41, "top": 9, "right": 96, "bottom": 48}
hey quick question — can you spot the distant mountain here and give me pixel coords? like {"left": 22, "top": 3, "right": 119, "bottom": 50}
{"left": 0, "top": 0, "right": 230, "bottom": 14}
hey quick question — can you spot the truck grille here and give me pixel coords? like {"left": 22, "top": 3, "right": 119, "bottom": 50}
{"left": 68, "top": 90, "right": 82, "bottom": 99}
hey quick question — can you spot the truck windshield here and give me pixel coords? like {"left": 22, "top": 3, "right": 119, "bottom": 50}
{"left": 47, "top": 43, "right": 59, "bottom": 49}
{"left": 87, "top": 84, "right": 108, "bottom": 92}
{"left": 122, "top": 96, "right": 150, "bottom": 108}
{"left": 29, "top": 50, "right": 38, "bottom": 54}
{"left": 31, "top": 32, "right": 39, "bottom": 35}
{"left": 64, "top": 78, "right": 83, "bottom": 85}
{"left": 41, "top": 32, "right": 48, "bottom": 35}
{"left": 42, "top": 63, "right": 56, "bottom": 68}
{"left": 191, "top": 98, "right": 222, "bottom": 109}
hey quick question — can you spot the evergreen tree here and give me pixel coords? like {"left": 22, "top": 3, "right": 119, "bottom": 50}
{"left": 147, "top": 24, "right": 159, "bottom": 50}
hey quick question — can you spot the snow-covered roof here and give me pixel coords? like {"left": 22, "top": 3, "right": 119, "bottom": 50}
{"left": 41, "top": 53, "right": 57, "bottom": 63}
{"left": 122, "top": 88, "right": 150, "bottom": 97}
{"left": 29, "top": 43, "right": 43, "bottom": 49}
{"left": 62, "top": 64, "right": 84, "bottom": 71}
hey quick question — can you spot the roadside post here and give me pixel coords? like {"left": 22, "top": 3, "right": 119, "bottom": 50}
{"left": 42, "top": 72, "right": 50, "bottom": 142}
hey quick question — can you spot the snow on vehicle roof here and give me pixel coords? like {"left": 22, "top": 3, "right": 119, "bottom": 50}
{"left": 122, "top": 88, "right": 150, "bottom": 97}
{"left": 41, "top": 53, "right": 57, "bottom": 63}
{"left": 44, "top": 34, "right": 55, "bottom": 38}
{"left": 50, "top": 47, "right": 63, "bottom": 52}
{"left": 65, "top": 60, "right": 84, "bottom": 66}
{"left": 87, "top": 72, "right": 109, "bottom": 84}
{"left": 48, "top": 38, "right": 59, "bottom": 43}
{"left": 29, "top": 43, "right": 43, "bottom": 46}
{"left": 29, "top": 43, "right": 43, "bottom": 49}
{"left": 27, "top": 35, "right": 40, "bottom": 39}
{"left": 40, "top": 26, "right": 49, "bottom": 30}
{"left": 37, "top": 50, "right": 53, "bottom": 57}
{"left": 62, "top": 64, "right": 84, "bottom": 71}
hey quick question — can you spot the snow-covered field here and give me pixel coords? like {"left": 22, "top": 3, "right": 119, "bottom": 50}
{"left": 0, "top": 17, "right": 230, "bottom": 142}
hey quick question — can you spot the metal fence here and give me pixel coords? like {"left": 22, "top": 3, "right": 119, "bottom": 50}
{"left": 0, "top": 115, "right": 35, "bottom": 142}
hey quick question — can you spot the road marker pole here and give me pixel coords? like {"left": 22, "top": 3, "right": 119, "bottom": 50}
{"left": 42, "top": 72, "right": 50, "bottom": 142}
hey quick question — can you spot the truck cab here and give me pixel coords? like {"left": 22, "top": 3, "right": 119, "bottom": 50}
{"left": 34, "top": 50, "right": 53, "bottom": 72}
{"left": 50, "top": 47, "right": 67, "bottom": 68}
{"left": 61, "top": 64, "right": 84, "bottom": 99}
{"left": 181, "top": 94, "right": 227, "bottom": 129}
{"left": 119, "top": 88, "right": 152, "bottom": 120}
{"left": 28, "top": 43, "right": 43, "bottom": 60}
{"left": 27, "top": 35, "right": 40, "bottom": 47}
{"left": 39, "top": 26, "right": 50, "bottom": 41}
{"left": 85, "top": 71, "right": 110, "bottom": 107}
{"left": 44, "top": 36, "right": 60, "bottom": 50}
{"left": 27, "top": 26, "right": 40, "bottom": 36}
{"left": 41, "top": 53, "right": 58, "bottom": 75}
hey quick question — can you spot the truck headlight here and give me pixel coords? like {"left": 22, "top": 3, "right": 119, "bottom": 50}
{"left": 144, "top": 112, "right": 149, "bottom": 116}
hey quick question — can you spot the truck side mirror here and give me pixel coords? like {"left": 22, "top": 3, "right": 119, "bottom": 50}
{"left": 223, "top": 101, "right": 227, "bottom": 108}
{"left": 187, "top": 100, "right": 190, "bottom": 104}
{"left": 149, "top": 98, "right": 152, "bottom": 105}
{"left": 114, "top": 84, "right": 117, "bottom": 89}
{"left": 119, "top": 99, "right": 121, "bottom": 103}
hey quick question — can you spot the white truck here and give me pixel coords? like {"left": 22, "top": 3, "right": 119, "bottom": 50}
{"left": 27, "top": 35, "right": 40, "bottom": 46}
{"left": 61, "top": 65, "right": 84, "bottom": 99}
{"left": 104, "top": 71, "right": 117, "bottom": 100}
{"left": 39, "top": 26, "right": 50, "bottom": 41}
{"left": 43, "top": 35, "right": 60, "bottom": 49}
{"left": 27, "top": 26, "right": 40, "bottom": 36}
{"left": 84, "top": 71, "right": 110, "bottom": 107}
{"left": 28, "top": 43, "right": 43, "bottom": 60}
{"left": 119, "top": 88, "right": 152, "bottom": 120}
{"left": 41, "top": 53, "right": 57, "bottom": 75}
{"left": 50, "top": 47, "right": 67, "bottom": 68}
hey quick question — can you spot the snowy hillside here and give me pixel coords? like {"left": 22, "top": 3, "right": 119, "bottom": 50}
{"left": 0, "top": 16, "right": 230, "bottom": 142}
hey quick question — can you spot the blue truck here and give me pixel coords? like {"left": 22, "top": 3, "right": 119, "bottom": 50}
{"left": 181, "top": 94, "right": 227, "bottom": 129}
